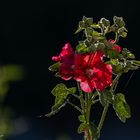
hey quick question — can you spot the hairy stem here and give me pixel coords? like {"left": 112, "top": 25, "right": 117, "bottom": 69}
{"left": 70, "top": 93, "right": 80, "bottom": 99}
{"left": 84, "top": 93, "right": 92, "bottom": 140}
{"left": 77, "top": 82, "right": 85, "bottom": 113}
{"left": 97, "top": 103, "right": 109, "bottom": 132}
{"left": 92, "top": 99, "right": 100, "bottom": 105}
{"left": 67, "top": 100, "right": 82, "bottom": 113}
{"left": 110, "top": 74, "right": 121, "bottom": 92}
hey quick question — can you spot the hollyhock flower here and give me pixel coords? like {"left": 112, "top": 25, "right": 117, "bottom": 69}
{"left": 74, "top": 51, "right": 112, "bottom": 92}
{"left": 52, "top": 43, "right": 74, "bottom": 80}
{"left": 109, "top": 39, "right": 122, "bottom": 53}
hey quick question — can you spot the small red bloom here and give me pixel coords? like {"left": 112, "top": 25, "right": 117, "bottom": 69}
{"left": 74, "top": 51, "right": 112, "bottom": 92}
{"left": 109, "top": 39, "right": 122, "bottom": 53}
{"left": 52, "top": 43, "right": 74, "bottom": 80}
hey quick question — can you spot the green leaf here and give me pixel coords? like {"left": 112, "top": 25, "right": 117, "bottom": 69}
{"left": 85, "top": 17, "right": 93, "bottom": 26}
{"left": 99, "top": 18, "right": 110, "bottom": 28}
{"left": 110, "top": 59, "right": 119, "bottom": 65}
{"left": 122, "top": 48, "right": 135, "bottom": 59}
{"left": 77, "top": 123, "right": 88, "bottom": 134}
{"left": 89, "top": 122, "right": 99, "bottom": 139}
{"left": 76, "top": 43, "right": 90, "bottom": 53}
{"left": 112, "top": 63, "right": 124, "bottom": 74}
{"left": 118, "top": 27, "right": 128, "bottom": 38}
{"left": 47, "top": 84, "right": 77, "bottom": 117}
{"left": 91, "top": 31, "right": 105, "bottom": 41}
{"left": 48, "top": 62, "right": 60, "bottom": 71}
{"left": 79, "top": 21, "right": 85, "bottom": 28}
{"left": 107, "top": 49, "right": 119, "bottom": 59}
{"left": 122, "top": 48, "right": 128, "bottom": 58}
{"left": 96, "top": 42, "right": 105, "bottom": 50}
{"left": 75, "top": 26, "right": 84, "bottom": 34}
{"left": 92, "top": 31, "right": 102, "bottom": 38}
{"left": 78, "top": 115, "right": 86, "bottom": 123}
{"left": 132, "top": 60, "right": 140, "bottom": 66}
{"left": 113, "top": 93, "right": 131, "bottom": 123}
{"left": 127, "top": 52, "right": 135, "bottom": 59}
{"left": 82, "top": 16, "right": 93, "bottom": 27}
{"left": 99, "top": 90, "right": 113, "bottom": 107}
{"left": 75, "top": 16, "right": 93, "bottom": 34}
{"left": 51, "top": 83, "right": 67, "bottom": 96}
{"left": 68, "top": 87, "right": 76, "bottom": 94}
{"left": 113, "top": 16, "right": 125, "bottom": 28}
{"left": 90, "top": 24, "right": 100, "bottom": 29}
{"left": 85, "top": 27, "right": 93, "bottom": 36}
{"left": 121, "top": 32, "right": 127, "bottom": 38}
{"left": 77, "top": 122, "right": 99, "bottom": 139}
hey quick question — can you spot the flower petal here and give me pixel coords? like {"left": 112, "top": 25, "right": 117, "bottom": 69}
{"left": 80, "top": 80, "right": 94, "bottom": 93}
{"left": 52, "top": 43, "right": 74, "bottom": 81}
{"left": 92, "top": 62, "right": 112, "bottom": 91}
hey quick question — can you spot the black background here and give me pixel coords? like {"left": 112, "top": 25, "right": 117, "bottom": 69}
{"left": 0, "top": 0, "right": 140, "bottom": 139}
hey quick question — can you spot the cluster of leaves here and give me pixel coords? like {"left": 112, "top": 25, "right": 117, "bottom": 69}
{"left": 75, "top": 16, "right": 127, "bottom": 52}
{"left": 75, "top": 16, "right": 140, "bottom": 75}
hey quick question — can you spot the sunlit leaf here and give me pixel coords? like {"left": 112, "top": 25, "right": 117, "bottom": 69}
{"left": 47, "top": 84, "right": 76, "bottom": 117}
{"left": 76, "top": 43, "right": 90, "bottom": 53}
{"left": 78, "top": 115, "right": 85, "bottom": 123}
{"left": 77, "top": 123, "right": 88, "bottom": 134}
{"left": 99, "top": 90, "right": 113, "bottom": 107}
{"left": 48, "top": 62, "right": 60, "bottom": 71}
{"left": 99, "top": 18, "right": 110, "bottom": 28}
{"left": 113, "top": 93, "right": 131, "bottom": 123}
{"left": 132, "top": 60, "right": 140, "bottom": 66}
{"left": 113, "top": 16, "right": 125, "bottom": 28}
{"left": 68, "top": 87, "right": 76, "bottom": 94}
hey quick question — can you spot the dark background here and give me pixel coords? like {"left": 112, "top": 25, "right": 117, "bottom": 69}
{"left": 0, "top": 0, "right": 140, "bottom": 139}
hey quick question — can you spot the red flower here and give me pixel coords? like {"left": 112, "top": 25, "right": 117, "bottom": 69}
{"left": 109, "top": 39, "right": 122, "bottom": 53}
{"left": 74, "top": 51, "right": 112, "bottom": 92}
{"left": 52, "top": 43, "right": 74, "bottom": 80}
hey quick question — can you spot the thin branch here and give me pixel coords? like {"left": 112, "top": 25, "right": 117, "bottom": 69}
{"left": 110, "top": 74, "right": 121, "bottom": 92}
{"left": 67, "top": 100, "right": 83, "bottom": 114}
{"left": 91, "top": 92, "right": 98, "bottom": 100}
{"left": 70, "top": 93, "right": 80, "bottom": 99}
{"left": 97, "top": 103, "right": 109, "bottom": 132}
{"left": 92, "top": 99, "right": 100, "bottom": 105}
{"left": 77, "top": 82, "right": 85, "bottom": 112}
{"left": 77, "top": 82, "right": 83, "bottom": 94}
{"left": 115, "top": 32, "right": 119, "bottom": 43}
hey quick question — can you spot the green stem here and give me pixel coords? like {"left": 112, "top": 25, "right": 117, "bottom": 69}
{"left": 84, "top": 93, "right": 92, "bottom": 140}
{"left": 77, "top": 82, "right": 85, "bottom": 113}
{"left": 85, "top": 93, "right": 90, "bottom": 124}
{"left": 91, "top": 92, "right": 98, "bottom": 100}
{"left": 67, "top": 100, "right": 82, "bottom": 113}
{"left": 70, "top": 93, "right": 80, "bottom": 99}
{"left": 110, "top": 74, "right": 121, "bottom": 92}
{"left": 98, "top": 74, "right": 122, "bottom": 133}
{"left": 92, "top": 99, "right": 100, "bottom": 105}
{"left": 97, "top": 103, "right": 109, "bottom": 132}
{"left": 115, "top": 32, "right": 119, "bottom": 43}
{"left": 77, "top": 83, "right": 93, "bottom": 140}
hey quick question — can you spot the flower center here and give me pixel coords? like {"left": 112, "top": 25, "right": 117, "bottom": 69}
{"left": 86, "top": 68, "right": 94, "bottom": 79}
